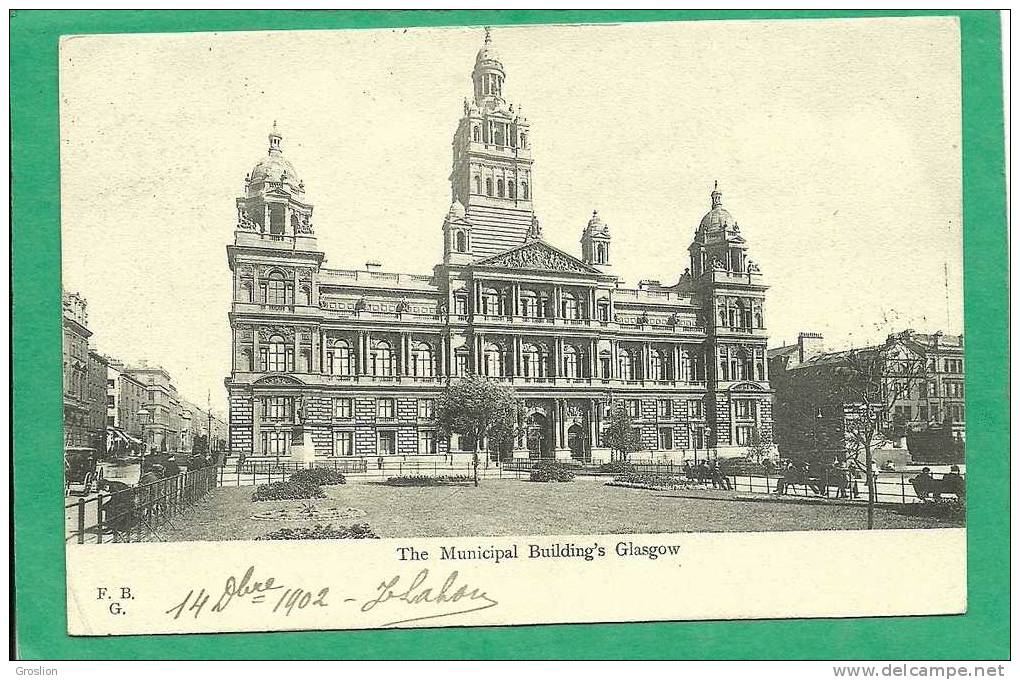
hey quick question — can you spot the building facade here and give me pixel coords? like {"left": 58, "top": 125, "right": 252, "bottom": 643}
{"left": 225, "top": 30, "right": 773, "bottom": 464}
{"left": 106, "top": 360, "right": 147, "bottom": 454}
{"left": 62, "top": 291, "right": 92, "bottom": 450}
{"left": 125, "top": 365, "right": 182, "bottom": 453}
{"left": 86, "top": 350, "right": 109, "bottom": 452}
{"left": 769, "top": 330, "right": 965, "bottom": 464}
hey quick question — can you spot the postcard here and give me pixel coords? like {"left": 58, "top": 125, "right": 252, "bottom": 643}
{"left": 59, "top": 17, "right": 967, "bottom": 636}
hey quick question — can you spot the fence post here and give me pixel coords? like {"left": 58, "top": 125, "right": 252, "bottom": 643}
{"left": 77, "top": 498, "right": 86, "bottom": 544}
{"left": 900, "top": 473, "right": 907, "bottom": 504}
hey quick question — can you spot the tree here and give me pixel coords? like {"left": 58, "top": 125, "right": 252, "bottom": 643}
{"left": 192, "top": 433, "right": 209, "bottom": 456}
{"left": 830, "top": 338, "right": 929, "bottom": 529}
{"left": 747, "top": 426, "right": 773, "bottom": 463}
{"left": 435, "top": 376, "right": 523, "bottom": 486}
{"left": 602, "top": 403, "right": 643, "bottom": 461}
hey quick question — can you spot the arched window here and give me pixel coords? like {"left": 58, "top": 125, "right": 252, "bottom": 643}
{"left": 486, "top": 178, "right": 493, "bottom": 196}
{"left": 508, "top": 181, "right": 516, "bottom": 199}
{"left": 472, "top": 126, "right": 480, "bottom": 142}
{"left": 649, "top": 349, "right": 665, "bottom": 381}
{"left": 521, "top": 343, "right": 544, "bottom": 378}
{"left": 522, "top": 181, "right": 529, "bottom": 199}
{"left": 597, "top": 300, "right": 610, "bottom": 322}
{"left": 455, "top": 231, "right": 467, "bottom": 253}
{"left": 497, "top": 179, "right": 505, "bottom": 198}
{"left": 561, "top": 292, "right": 579, "bottom": 319}
{"left": 618, "top": 348, "right": 633, "bottom": 381}
{"left": 754, "top": 304, "right": 764, "bottom": 329}
{"left": 473, "top": 175, "right": 481, "bottom": 194}
{"left": 241, "top": 349, "right": 253, "bottom": 372}
{"left": 563, "top": 345, "right": 580, "bottom": 378}
{"left": 411, "top": 342, "right": 435, "bottom": 377}
{"left": 326, "top": 339, "right": 354, "bottom": 376}
{"left": 483, "top": 343, "right": 505, "bottom": 377}
{"left": 299, "top": 285, "right": 311, "bottom": 306}
{"left": 265, "top": 271, "right": 288, "bottom": 305}
{"left": 265, "top": 335, "right": 289, "bottom": 372}
{"left": 240, "top": 280, "right": 253, "bottom": 303}
{"left": 519, "top": 290, "right": 537, "bottom": 318}
{"left": 371, "top": 340, "right": 396, "bottom": 376}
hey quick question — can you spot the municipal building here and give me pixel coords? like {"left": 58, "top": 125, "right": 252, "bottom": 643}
{"left": 225, "top": 29, "right": 773, "bottom": 464}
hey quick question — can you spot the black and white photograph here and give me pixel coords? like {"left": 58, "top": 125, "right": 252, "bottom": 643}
{"left": 59, "top": 18, "right": 967, "bottom": 634}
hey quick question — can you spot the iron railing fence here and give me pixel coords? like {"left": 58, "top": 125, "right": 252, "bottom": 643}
{"left": 66, "top": 466, "right": 218, "bottom": 544}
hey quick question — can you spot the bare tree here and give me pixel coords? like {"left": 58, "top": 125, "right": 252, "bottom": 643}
{"left": 830, "top": 337, "right": 929, "bottom": 529}
{"left": 602, "top": 403, "right": 643, "bottom": 462}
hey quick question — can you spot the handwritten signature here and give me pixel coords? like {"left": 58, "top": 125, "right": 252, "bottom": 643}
{"left": 165, "top": 566, "right": 497, "bottom": 627}
{"left": 362, "top": 568, "right": 499, "bottom": 626}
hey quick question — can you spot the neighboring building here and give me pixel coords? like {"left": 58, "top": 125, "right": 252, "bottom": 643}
{"left": 225, "top": 29, "right": 773, "bottom": 464}
{"left": 106, "top": 360, "right": 147, "bottom": 454}
{"left": 179, "top": 399, "right": 230, "bottom": 454}
{"left": 769, "top": 330, "right": 965, "bottom": 464}
{"left": 125, "top": 364, "right": 181, "bottom": 452}
{"left": 86, "top": 350, "right": 109, "bottom": 453}
{"left": 62, "top": 291, "right": 92, "bottom": 450}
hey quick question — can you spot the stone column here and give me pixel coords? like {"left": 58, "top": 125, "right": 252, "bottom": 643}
{"left": 554, "top": 398, "right": 571, "bottom": 460}
{"left": 673, "top": 345, "right": 681, "bottom": 383}
{"left": 400, "top": 333, "right": 408, "bottom": 376}
{"left": 293, "top": 329, "right": 301, "bottom": 373}
{"left": 610, "top": 339, "right": 618, "bottom": 380}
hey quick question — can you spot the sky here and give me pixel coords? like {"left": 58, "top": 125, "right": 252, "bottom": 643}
{"left": 60, "top": 17, "right": 963, "bottom": 415}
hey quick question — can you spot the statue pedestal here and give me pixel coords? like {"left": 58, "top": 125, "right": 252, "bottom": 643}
{"left": 290, "top": 427, "right": 315, "bottom": 463}
{"left": 512, "top": 448, "right": 532, "bottom": 460}
{"left": 554, "top": 448, "right": 573, "bottom": 462}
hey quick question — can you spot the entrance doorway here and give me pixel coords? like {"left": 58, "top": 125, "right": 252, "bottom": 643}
{"left": 567, "top": 423, "right": 586, "bottom": 462}
{"left": 526, "top": 412, "right": 552, "bottom": 459}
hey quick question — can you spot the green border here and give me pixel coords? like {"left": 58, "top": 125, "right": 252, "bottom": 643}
{"left": 12, "top": 9, "right": 1008, "bottom": 660}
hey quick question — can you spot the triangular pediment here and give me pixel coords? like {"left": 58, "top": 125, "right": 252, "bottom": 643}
{"left": 475, "top": 240, "right": 600, "bottom": 274}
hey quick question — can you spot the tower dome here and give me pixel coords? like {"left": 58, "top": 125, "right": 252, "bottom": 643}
{"left": 697, "top": 181, "right": 735, "bottom": 233}
{"left": 475, "top": 26, "right": 504, "bottom": 70}
{"left": 247, "top": 123, "right": 303, "bottom": 194}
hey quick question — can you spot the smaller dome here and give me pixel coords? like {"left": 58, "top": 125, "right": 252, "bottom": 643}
{"left": 248, "top": 124, "right": 302, "bottom": 192}
{"left": 699, "top": 207, "right": 735, "bottom": 232}
{"left": 586, "top": 210, "right": 609, "bottom": 235}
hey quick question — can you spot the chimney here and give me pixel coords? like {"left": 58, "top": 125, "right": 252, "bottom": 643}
{"left": 798, "top": 332, "right": 824, "bottom": 363}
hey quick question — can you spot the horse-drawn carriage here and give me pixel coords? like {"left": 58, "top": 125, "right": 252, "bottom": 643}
{"left": 64, "top": 447, "right": 102, "bottom": 496}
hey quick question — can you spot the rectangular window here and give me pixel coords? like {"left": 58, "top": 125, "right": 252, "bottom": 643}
{"left": 734, "top": 399, "right": 755, "bottom": 419}
{"left": 418, "top": 399, "right": 435, "bottom": 420}
{"left": 333, "top": 430, "right": 353, "bottom": 457}
{"left": 106, "top": 395, "right": 115, "bottom": 407}
{"left": 919, "top": 405, "right": 929, "bottom": 421}
{"left": 418, "top": 430, "right": 437, "bottom": 454}
{"left": 657, "top": 399, "right": 672, "bottom": 418}
{"left": 626, "top": 399, "right": 640, "bottom": 418}
{"left": 455, "top": 296, "right": 468, "bottom": 316}
{"left": 264, "top": 396, "right": 293, "bottom": 421}
{"left": 658, "top": 427, "right": 673, "bottom": 450}
{"left": 944, "top": 358, "right": 963, "bottom": 373}
{"left": 378, "top": 430, "right": 396, "bottom": 455}
{"left": 261, "top": 431, "right": 289, "bottom": 457}
{"left": 688, "top": 400, "right": 704, "bottom": 419}
{"left": 333, "top": 397, "right": 352, "bottom": 419}
{"left": 736, "top": 425, "right": 753, "bottom": 446}
{"left": 377, "top": 398, "right": 395, "bottom": 420}
{"left": 945, "top": 381, "right": 964, "bottom": 398}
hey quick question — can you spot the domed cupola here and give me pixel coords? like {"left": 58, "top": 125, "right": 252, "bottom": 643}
{"left": 246, "top": 123, "right": 304, "bottom": 197}
{"left": 472, "top": 27, "right": 506, "bottom": 106}
{"left": 688, "top": 182, "right": 753, "bottom": 277}
{"left": 235, "top": 123, "right": 315, "bottom": 247}
{"left": 581, "top": 210, "right": 612, "bottom": 268}
{"left": 697, "top": 181, "right": 737, "bottom": 238}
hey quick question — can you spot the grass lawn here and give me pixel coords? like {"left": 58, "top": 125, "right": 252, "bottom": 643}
{"left": 158, "top": 478, "right": 962, "bottom": 542}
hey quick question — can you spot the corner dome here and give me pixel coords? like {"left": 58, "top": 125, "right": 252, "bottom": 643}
{"left": 699, "top": 206, "right": 735, "bottom": 232}
{"left": 247, "top": 124, "right": 303, "bottom": 193}
{"left": 586, "top": 210, "right": 609, "bottom": 235}
{"left": 697, "top": 182, "right": 734, "bottom": 232}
